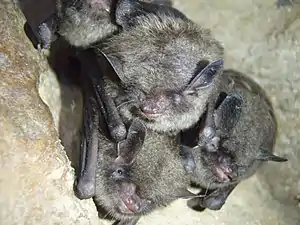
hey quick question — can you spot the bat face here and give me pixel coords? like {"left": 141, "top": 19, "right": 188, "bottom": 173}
{"left": 186, "top": 69, "right": 287, "bottom": 191}
{"left": 185, "top": 145, "right": 238, "bottom": 190}
{"left": 201, "top": 148, "right": 238, "bottom": 183}
{"left": 102, "top": 164, "right": 156, "bottom": 216}
{"left": 130, "top": 60, "right": 224, "bottom": 133}
{"left": 94, "top": 129, "right": 189, "bottom": 221}
{"left": 117, "top": 80, "right": 218, "bottom": 133}
{"left": 96, "top": 0, "right": 224, "bottom": 133}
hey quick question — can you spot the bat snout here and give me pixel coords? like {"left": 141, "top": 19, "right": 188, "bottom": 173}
{"left": 139, "top": 101, "right": 163, "bottom": 118}
{"left": 122, "top": 196, "right": 141, "bottom": 214}
{"left": 118, "top": 182, "right": 141, "bottom": 214}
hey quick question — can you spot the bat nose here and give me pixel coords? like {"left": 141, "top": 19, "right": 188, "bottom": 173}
{"left": 140, "top": 102, "right": 161, "bottom": 115}
{"left": 119, "top": 182, "right": 141, "bottom": 214}
{"left": 123, "top": 196, "right": 141, "bottom": 213}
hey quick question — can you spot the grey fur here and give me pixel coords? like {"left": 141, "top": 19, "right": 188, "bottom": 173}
{"left": 35, "top": 0, "right": 173, "bottom": 49}
{"left": 96, "top": 0, "right": 224, "bottom": 134}
{"left": 94, "top": 127, "right": 189, "bottom": 224}
{"left": 74, "top": 0, "right": 224, "bottom": 201}
{"left": 76, "top": 49, "right": 191, "bottom": 225}
{"left": 39, "top": 0, "right": 224, "bottom": 140}
{"left": 185, "top": 69, "right": 287, "bottom": 210}
{"left": 84, "top": 95, "right": 189, "bottom": 224}
{"left": 56, "top": 0, "right": 117, "bottom": 47}
{"left": 35, "top": 0, "right": 116, "bottom": 49}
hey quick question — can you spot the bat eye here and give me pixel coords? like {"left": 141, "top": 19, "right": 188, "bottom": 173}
{"left": 117, "top": 168, "right": 123, "bottom": 175}
{"left": 112, "top": 167, "right": 127, "bottom": 180}
{"left": 138, "top": 92, "right": 146, "bottom": 102}
{"left": 140, "top": 102, "right": 161, "bottom": 114}
{"left": 172, "top": 94, "right": 182, "bottom": 105}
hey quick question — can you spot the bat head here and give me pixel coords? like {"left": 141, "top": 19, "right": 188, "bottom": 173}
{"left": 98, "top": 0, "right": 224, "bottom": 133}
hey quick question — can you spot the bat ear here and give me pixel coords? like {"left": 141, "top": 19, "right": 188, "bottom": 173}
{"left": 184, "top": 59, "right": 224, "bottom": 95}
{"left": 257, "top": 149, "right": 288, "bottom": 162}
{"left": 99, "top": 50, "right": 124, "bottom": 80}
{"left": 214, "top": 92, "right": 244, "bottom": 134}
{"left": 115, "top": 0, "right": 146, "bottom": 29}
{"left": 116, "top": 119, "right": 146, "bottom": 165}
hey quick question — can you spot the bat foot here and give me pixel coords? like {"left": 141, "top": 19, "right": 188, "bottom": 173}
{"left": 199, "top": 185, "right": 236, "bottom": 210}
{"left": 187, "top": 197, "right": 206, "bottom": 212}
{"left": 199, "top": 195, "right": 224, "bottom": 210}
{"left": 186, "top": 191, "right": 226, "bottom": 211}
{"left": 113, "top": 217, "right": 140, "bottom": 225}
{"left": 74, "top": 176, "right": 96, "bottom": 199}
{"left": 37, "top": 43, "right": 50, "bottom": 58}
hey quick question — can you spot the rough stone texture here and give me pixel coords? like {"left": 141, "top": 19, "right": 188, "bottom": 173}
{"left": 0, "top": 1, "right": 100, "bottom": 224}
{"left": 1, "top": 0, "right": 299, "bottom": 225}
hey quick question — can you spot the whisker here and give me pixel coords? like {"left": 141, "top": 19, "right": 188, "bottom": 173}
{"left": 180, "top": 194, "right": 205, "bottom": 199}
{"left": 102, "top": 211, "right": 110, "bottom": 219}
{"left": 139, "top": 119, "right": 147, "bottom": 131}
{"left": 104, "top": 208, "right": 114, "bottom": 220}
{"left": 116, "top": 99, "right": 136, "bottom": 110}
{"left": 203, "top": 182, "right": 211, "bottom": 199}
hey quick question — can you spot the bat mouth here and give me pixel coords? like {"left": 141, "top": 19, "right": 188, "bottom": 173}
{"left": 135, "top": 108, "right": 161, "bottom": 120}
{"left": 117, "top": 182, "right": 142, "bottom": 215}
{"left": 118, "top": 199, "right": 137, "bottom": 215}
{"left": 139, "top": 99, "right": 166, "bottom": 118}
{"left": 213, "top": 167, "right": 233, "bottom": 183}
{"left": 140, "top": 111, "right": 162, "bottom": 119}
{"left": 130, "top": 106, "right": 160, "bottom": 122}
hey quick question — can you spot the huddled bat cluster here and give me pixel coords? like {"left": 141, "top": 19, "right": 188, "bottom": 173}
{"left": 79, "top": 66, "right": 190, "bottom": 224}
{"left": 31, "top": 0, "right": 288, "bottom": 224}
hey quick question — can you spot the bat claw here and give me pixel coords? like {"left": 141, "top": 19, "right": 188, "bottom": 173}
{"left": 37, "top": 43, "right": 50, "bottom": 58}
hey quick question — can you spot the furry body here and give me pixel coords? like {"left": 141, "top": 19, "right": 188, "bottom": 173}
{"left": 80, "top": 77, "right": 189, "bottom": 224}
{"left": 72, "top": 0, "right": 224, "bottom": 203}
{"left": 35, "top": 0, "right": 174, "bottom": 48}
{"left": 96, "top": 0, "right": 224, "bottom": 135}
{"left": 185, "top": 69, "right": 287, "bottom": 210}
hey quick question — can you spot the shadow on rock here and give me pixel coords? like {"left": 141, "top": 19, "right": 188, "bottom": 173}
{"left": 20, "top": 0, "right": 104, "bottom": 215}
{"left": 46, "top": 37, "right": 116, "bottom": 223}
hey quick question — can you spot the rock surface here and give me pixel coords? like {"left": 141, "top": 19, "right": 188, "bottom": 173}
{"left": 0, "top": 1, "right": 100, "bottom": 224}
{"left": 0, "top": 0, "right": 299, "bottom": 225}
